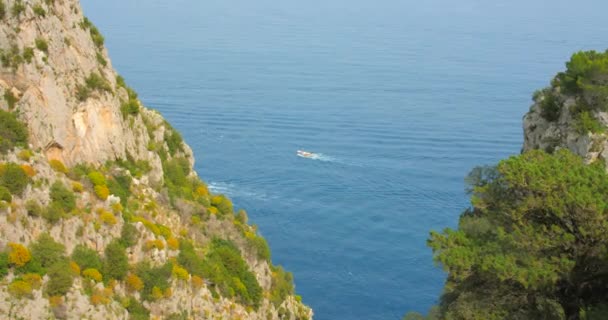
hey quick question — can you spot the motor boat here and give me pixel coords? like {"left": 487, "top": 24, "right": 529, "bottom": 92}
{"left": 297, "top": 150, "right": 317, "bottom": 158}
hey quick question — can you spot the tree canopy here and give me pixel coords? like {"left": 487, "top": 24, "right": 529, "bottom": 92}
{"left": 416, "top": 150, "right": 608, "bottom": 320}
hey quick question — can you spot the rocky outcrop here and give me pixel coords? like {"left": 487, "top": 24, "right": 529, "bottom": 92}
{"left": 523, "top": 87, "right": 608, "bottom": 166}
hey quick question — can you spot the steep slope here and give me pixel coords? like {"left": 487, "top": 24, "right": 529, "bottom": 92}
{"left": 0, "top": 0, "right": 312, "bottom": 319}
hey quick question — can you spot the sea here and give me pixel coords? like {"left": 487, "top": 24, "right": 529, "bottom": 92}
{"left": 80, "top": 0, "right": 608, "bottom": 318}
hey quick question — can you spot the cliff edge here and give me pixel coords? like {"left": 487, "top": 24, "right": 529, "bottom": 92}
{"left": 0, "top": 0, "right": 312, "bottom": 319}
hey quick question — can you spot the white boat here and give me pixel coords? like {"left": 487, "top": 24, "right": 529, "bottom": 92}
{"left": 297, "top": 150, "right": 316, "bottom": 158}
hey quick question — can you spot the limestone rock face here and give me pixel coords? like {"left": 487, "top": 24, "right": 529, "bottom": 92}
{"left": 523, "top": 90, "right": 608, "bottom": 166}
{"left": 0, "top": 0, "right": 180, "bottom": 175}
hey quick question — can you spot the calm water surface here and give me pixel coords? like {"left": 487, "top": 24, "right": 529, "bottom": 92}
{"left": 81, "top": 0, "right": 608, "bottom": 318}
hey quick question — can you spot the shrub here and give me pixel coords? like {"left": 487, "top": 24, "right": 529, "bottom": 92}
{"left": 172, "top": 264, "right": 189, "bottom": 281}
{"left": 20, "top": 164, "right": 36, "bottom": 177}
{"left": 119, "top": 223, "right": 139, "bottom": 247}
{"left": 50, "top": 181, "right": 76, "bottom": 212}
{"left": 575, "top": 111, "right": 604, "bottom": 134}
{"left": 0, "top": 252, "right": 9, "bottom": 278}
{"left": 99, "top": 210, "right": 117, "bottom": 225}
{"left": 85, "top": 73, "right": 111, "bottom": 93}
{"left": 17, "top": 149, "right": 32, "bottom": 161}
{"left": 8, "top": 280, "right": 32, "bottom": 298}
{"left": 107, "top": 174, "right": 131, "bottom": 205}
{"left": 191, "top": 275, "right": 203, "bottom": 290}
{"left": 33, "top": 4, "right": 46, "bottom": 17}
{"left": 42, "top": 202, "right": 64, "bottom": 224}
{"left": 103, "top": 240, "right": 128, "bottom": 280}
{"left": 23, "top": 273, "right": 42, "bottom": 289}
{"left": 269, "top": 265, "right": 294, "bottom": 307}
{"left": 88, "top": 171, "right": 106, "bottom": 186}
{"left": 69, "top": 261, "right": 80, "bottom": 275}
{"left": 30, "top": 233, "right": 66, "bottom": 270}
{"left": 0, "top": 1, "right": 5, "bottom": 20}
{"left": 0, "top": 185, "right": 11, "bottom": 202}
{"left": 11, "top": 0, "right": 24, "bottom": 18}
{"left": 82, "top": 268, "right": 102, "bottom": 282}
{"left": 46, "top": 260, "right": 74, "bottom": 296}
{"left": 0, "top": 110, "right": 28, "bottom": 154}
{"left": 72, "top": 182, "right": 84, "bottom": 193}
{"left": 49, "top": 159, "right": 68, "bottom": 174}
{"left": 135, "top": 262, "right": 172, "bottom": 301}
{"left": 126, "top": 273, "right": 144, "bottom": 292}
{"left": 8, "top": 243, "right": 31, "bottom": 267}
{"left": 22, "top": 47, "right": 34, "bottom": 63}
{"left": 4, "top": 90, "right": 17, "bottom": 110}
{"left": 167, "top": 237, "right": 179, "bottom": 250}
{"left": 35, "top": 38, "right": 49, "bottom": 53}
{"left": 249, "top": 235, "right": 271, "bottom": 262}
{"left": 95, "top": 52, "right": 107, "bottom": 67}
{"left": 121, "top": 99, "right": 139, "bottom": 118}
{"left": 125, "top": 297, "right": 150, "bottom": 320}
{"left": 211, "top": 195, "right": 234, "bottom": 216}
{"left": 144, "top": 239, "right": 165, "bottom": 251}
{"left": 0, "top": 163, "right": 29, "bottom": 195}
{"left": 94, "top": 185, "right": 110, "bottom": 200}
{"left": 71, "top": 245, "right": 102, "bottom": 271}
{"left": 164, "top": 127, "right": 184, "bottom": 155}
{"left": 25, "top": 200, "right": 42, "bottom": 217}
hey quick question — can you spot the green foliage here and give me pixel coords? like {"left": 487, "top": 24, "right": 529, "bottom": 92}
{"left": 121, "top": 99, "right": 139, "bottom": 118}
{"left": 33, "top": 4, "right": 46, "bottom": 17}
{"left": 35, "top": 38, "right": 49, "bottom": 53}
{"left": 119, "top": 223, "right": 139, "bottom": 247}
{"left": 22, "top": 47, "right": 34, "bottom": 63}
{"left": 50, "top": 181, "right": 76, "bottom": 212}
{"left": 71, "top": 245, "right": 102, "bottom": 271}
{"left": 30, "top": 234, "right": 66, "bottom": 272}
{"left": 135, "top": 261, "right": 172, "bottom": 301}
{"left": 0, "top": 252, "right": 8, "bottom": 278}
{"left": 574, "top": 110, "right": 604, "bottom": 134}
{"left": 248, "top": 234, "right": 271, "bottom": 261}
{"left": 0, "top": 110, "right": 28, "bottom": 154}
{"left": 114, "top": 156, "right": 151, "bottom": 178}
{"left": 427, "top": 150, "right": 608, "bottom": 319}
{"left": 11, "top": 0, "right": 24, "bottom": 18}
{"left": 538, "top": 89, "right": 561, "bottom": 121}
{"left": 25, "top": 200, "right": 42, "bottom": 217}
{"left": 0, "top": 185, "right": 11, "bottom": 202}
{"left": 107, "top": 174, "right": 131, "bottom": 205}
{"left": 42, "top": 202, "right": 65, "bottom": 224}
{"left": 557, "top": 50, "right": 608, "bottom": 112}
{"left": 205, "top": 239, "right": 262, "bottom": 308}
{"left": 211, "top": 195, "right": 234, "bottom": 216}
{"left": 103, "top": 240, "right": 128, "bottom": 280}
{"left": 0, "top": 162, "right": 29, "bottom": 195}
{"left": 4, "top": 90, "right": 17, "bottom": 110}
{"left": 0, "top": 0, "right": 5, "bottom": 20}
{"left": 45, "top": 260, "right": 73, "bottom": 296}
{"left": 164, "top": 128, "right": 184, "bottom": 155}
{"left": 125, "top": 297, "right": 150, "bottom": 320}
{"left": 81, "top": 17, "right": 105, "bottom": 48}
{"left": 96, "top": 52, "right": 107, "bottom": 67}
{"left": 49, "top": 159, "right": 68, "bottom": 174}
{"left": 77, "top": 73, "right": 112, "bottom": 101}
{"left": 87, "top": 171, "right": 106, "bottom": 186}
{"left": 269, "top": 265, "right": 294, "bottom": 307}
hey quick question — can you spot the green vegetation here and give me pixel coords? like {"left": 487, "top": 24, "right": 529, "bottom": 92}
{"left": 96, "top": 52, "right": 107, "bottom": 67}
{"left": 269, "top": 266, "right": 294, "bottom": 307}
{"left": 77, "top": 73, "right": 112, "bottom": 101}
{"left": 71, "top": 245, "right": 102, "bottom": 271}
{"left": 0, "top": 110, "right": 28, "bottom": 154}
{"left": 0, "top": 185, "right": 11, "bottom": 202}
{"left": 107, "top": 173, "right": 131, "bottom": 205}
{"left": 22, "top": 47, "right": 34, "bottom": 63}
{"left": 46, "top": 260, "right": 73, "bottom": 296}
{"left": 4, "top": 90, "right": 17, "bottom": 109}
{"left": 0, "top": 163, "right": 30, "bottom": 196}
{"left": 80, "top": 17, "right": 105, "bottom": 49}
{"left": 119, "top": 223, "right": 139, "bottom": 247}
{"left": 135, "top": 261, "right": 172, "bottom": 301}
{"left": 535, "top": 50, "right": 608, "bottom": 133}
{"left": 0, "top": 0, "right": 5, "bottom": 20}
{"left": 124, "top": 297, "right": 150, "bottom": 320}
{"left": 164, "top": 125, "right": 185, "bottom": 155}
{"left": 30, "top": 234, "right": 66, "bottom": 272}
{"left": 179, "top": 238, "right": 263, "bottom": 308}
{"left": 50, "top": 181, "right": 76, "bottom": 212}
{"left": 103, "top": 240, "right": 128, "bottom": 280}
{"left": 35, "top": 38, "right": 49, "bottom": 53}
{"left": 33, "top": 4, "right": 46, "bottom": 17}
{"left": 11, "top": 0, "right": 24, "bottom": 18}
{"left": 411, "top": 150, "right": 608, "bottom": 319}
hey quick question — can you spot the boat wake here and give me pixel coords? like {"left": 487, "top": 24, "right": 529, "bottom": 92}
{"left": 297, "top": 151, "right": 336, "bottom": 162}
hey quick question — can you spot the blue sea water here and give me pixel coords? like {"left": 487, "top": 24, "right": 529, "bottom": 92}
{"left": 81, "top": 0, "right": 608, "bottom": 318}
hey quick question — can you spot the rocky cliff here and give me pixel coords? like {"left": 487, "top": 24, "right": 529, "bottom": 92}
{"left": 523, "top": 51, "right": 608, "bottom": 165}
{"left": 0, "top": 0, "right": 311, "bottom": 319}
